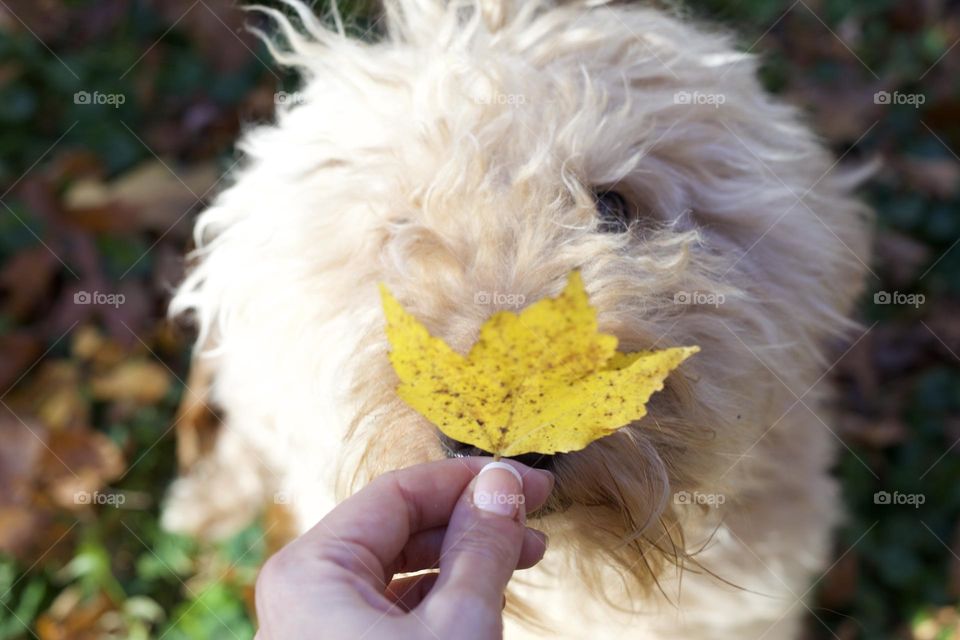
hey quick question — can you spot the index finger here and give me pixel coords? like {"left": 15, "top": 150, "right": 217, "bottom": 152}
{"left": 296, "top": 457, "right": 552, "bottom": 588}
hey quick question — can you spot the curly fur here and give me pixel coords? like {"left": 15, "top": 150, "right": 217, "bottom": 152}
{"left": 163, "top": 1, "right": 872, "bottom": 637}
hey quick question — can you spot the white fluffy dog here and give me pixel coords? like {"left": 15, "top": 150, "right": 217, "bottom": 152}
{"left": 163, "top": 1, "right": 872, "bottom": 637}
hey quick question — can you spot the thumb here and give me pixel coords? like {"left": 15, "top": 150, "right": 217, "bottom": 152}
{"left": 421, "top": 461, "right": 527, "bottom": 638}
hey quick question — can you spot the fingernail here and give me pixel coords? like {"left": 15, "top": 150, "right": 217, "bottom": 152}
{"left": 473, "top": 461, "right": 523, "bottom": 518}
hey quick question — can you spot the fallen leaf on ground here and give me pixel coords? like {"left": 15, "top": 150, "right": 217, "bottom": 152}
{"left": 64, "top": 160, "right": 220, "bottom": 233}
{"left": 44, "top": 428, "right": 125, "bottom": 509}
{"left": 0, "top": 413, "right": 50, "bottom": 559}
{"left": 7, "top": 361, "right": 88, "bottom": 430}
{"left": 90, "top": 360, "right": 171, "bottom": 404}
{"left": 36, "top": 588, "right": 115, "bottom": 640}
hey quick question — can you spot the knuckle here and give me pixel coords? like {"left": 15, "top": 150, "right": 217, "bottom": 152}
{"left": 452, "top": 520, "right": 518, "bottom": 566}
{"left": 257, "top": 549, "right": 295, "bottom": 590}
{"left": 372, "top": 469, "right": 402, "bottom": 490}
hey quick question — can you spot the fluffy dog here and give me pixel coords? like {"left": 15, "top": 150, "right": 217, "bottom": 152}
{"left": 163, "top": 1, "right": 872, "bottom": 637}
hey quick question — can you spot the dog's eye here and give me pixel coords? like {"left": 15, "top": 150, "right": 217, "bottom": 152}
{"left": 594, "top": 190, "right": 633, "bottom": 233}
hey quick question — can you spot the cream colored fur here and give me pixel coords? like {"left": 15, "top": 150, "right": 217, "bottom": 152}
{"left": 163, "top": 1, "right": 872, "bottom": 637}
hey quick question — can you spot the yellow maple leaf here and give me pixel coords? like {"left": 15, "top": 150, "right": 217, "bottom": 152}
{"left": 381, "top": 272, "right": 699, "bottom": 457}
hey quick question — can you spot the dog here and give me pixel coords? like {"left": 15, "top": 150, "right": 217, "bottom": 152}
{"left": 162, "top": 1, "right": 873, "bottom": 637}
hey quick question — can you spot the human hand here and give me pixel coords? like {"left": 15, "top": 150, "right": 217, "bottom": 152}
{"left": 254, "top": 458, "right": 554, "bottom": 639}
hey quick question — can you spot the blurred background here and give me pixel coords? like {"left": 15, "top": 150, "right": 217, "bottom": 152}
{"left": 0, "top": 0, "right": 958, "bottom": 638}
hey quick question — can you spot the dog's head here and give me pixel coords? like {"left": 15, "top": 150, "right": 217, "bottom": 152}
{"left": 174, "top": 0, "right": 871, "bottom": 601}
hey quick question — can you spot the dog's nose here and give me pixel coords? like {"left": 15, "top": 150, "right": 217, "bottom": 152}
{"left": 439, "top": 433, "right": 555, "bottom": 469}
